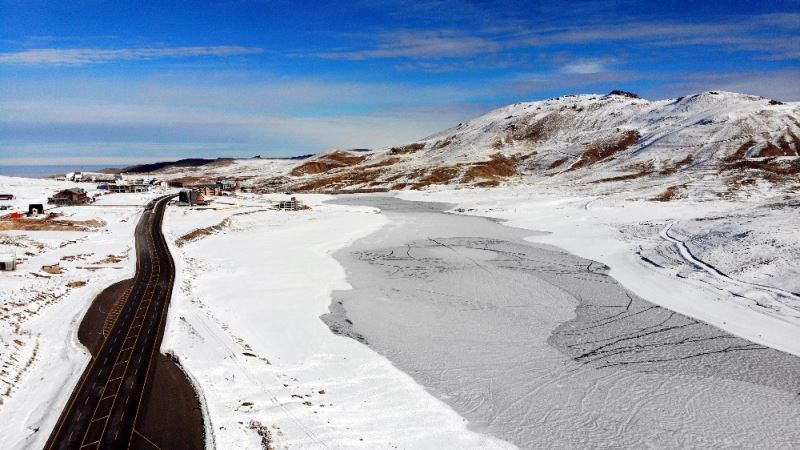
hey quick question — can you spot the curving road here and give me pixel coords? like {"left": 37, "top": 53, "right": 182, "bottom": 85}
{"left": 46, "top": 195, "right": 180, "bottom": 450}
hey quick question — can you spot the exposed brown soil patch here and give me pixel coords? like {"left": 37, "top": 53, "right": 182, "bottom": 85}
{"left": 290, "top": 151, "right": 368, "bottom": 176}
{"left": 61, "top": 253, "right": 93, "bottom": 262}
{"left": 383, "top": 173, "right": 406, "bottom": 182}
{"left": 651, "top": 184, "right": 687, "bottom": 202}
{"left": 292, "top": 168, "right": 385, "bottom": 192}
{"left": 725, "top": 140, "right": 756, "bottom": 162}
{"left": 548, "top": 157, "right": 568, "bottom": 169}
{"left": 175, "top": 217, "right": 231, "bottom": 247}
{"left": 723, "top": 158, "right": 800, "bottom": 184}
{"left": 506, "top": 113, "right": 562, "bottom": 145}
{"left": 42, "top": 264, "right": 64, "bottom": 275}
{"left": 248, "top": 420, "right": 274, "bottom": 450}
{"left": 389, "top": 143, "right": 425, "bottom": 155}
{"left": 462, "top": 154, "right": 519, "bottom": 183}
{"left": 0, "top": 217, "right": 106, "bottom": 232}
{"left": 362, "top": 157, "right": 401, "bottom": 168}
{"left": 411, "top": 166, "right": 460, "bottom": 189}
{"left": 569, "top": 130, "right": 640, "bottom": 171}
{"left": 728, "top": 158, "right": 800, "bottom": 175}
{"left": 94, "top": 253, "right": 125, "bottom": 264}
{"left": 756, "top": 133, "right": 799, "bottom": 157}
{"left": 474, "top": 180, "right": 500, "bottom": 187}
{"left": 67, "top": 280, "right": 87, "bottom": 288}
{"left": 594, "top": 168, "right": 653, "bottom": 183}
{"left": 722, "top": 174, "right": 760, "bottom": 195}
{"left": 660, "top": 154, "right": 694, "bottom": 175}
{"left": 432, "top": 137, "right": 454, "bottom": 150}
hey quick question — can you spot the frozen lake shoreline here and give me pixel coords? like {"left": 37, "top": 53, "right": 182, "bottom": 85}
{"left": 326, "top": 195, "right": 800, "bottom": 448}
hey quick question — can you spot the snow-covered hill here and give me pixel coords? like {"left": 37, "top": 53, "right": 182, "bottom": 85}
{"left": 271, "top": 90, "right": 798, "bottom": 199}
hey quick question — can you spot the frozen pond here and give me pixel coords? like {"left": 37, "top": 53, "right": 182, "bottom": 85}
{"left": 324, "top": 195, "right": 800, "bottom": 448}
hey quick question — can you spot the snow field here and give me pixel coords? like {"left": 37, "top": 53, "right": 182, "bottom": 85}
{"left": 161, "top": 194, "right": 514, "bottom": 449}
{"left": 0, "top": 176, "right": 163, "bottom": 449}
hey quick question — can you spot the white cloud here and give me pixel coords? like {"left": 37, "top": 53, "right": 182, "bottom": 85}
{"left": 0, "top": 46, "right": 262, "bottom": 65}
{"left": 560, "top": 60, "right": 607, "bottom": 74}
{"left": 0, "top": 98, "right": 477, "bottom": 163}
{"left": 319, "top": 31, "right": 500, "bottom": 60}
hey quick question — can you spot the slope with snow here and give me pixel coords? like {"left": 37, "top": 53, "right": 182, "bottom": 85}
{"left": 0, "top": 177, "right": 166, "bottom": 449}
{"left": 275, "top": 91, "right": 798, "bottom": 197}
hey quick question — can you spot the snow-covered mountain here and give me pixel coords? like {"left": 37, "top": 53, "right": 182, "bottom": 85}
{"left": 272, "top": 90, "right": 799, "bottom": 199}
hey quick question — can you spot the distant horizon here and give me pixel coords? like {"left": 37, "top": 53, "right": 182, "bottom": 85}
{"left": 0, "top": 87, "right": 793, "bottom": 166}
{"left": 2, "top": 0, "right": 798, "bottom": 164}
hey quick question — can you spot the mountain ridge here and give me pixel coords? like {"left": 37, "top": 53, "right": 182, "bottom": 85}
{"left": 272, "top": 90, "right": 799, "bottom": 198}
{"left": 134, "top": 90, "right": 799, "bottom": 200}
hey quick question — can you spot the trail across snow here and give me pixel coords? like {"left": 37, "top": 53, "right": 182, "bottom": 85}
{"left": 660, "top": 222, "right": 800, "bottom": 305}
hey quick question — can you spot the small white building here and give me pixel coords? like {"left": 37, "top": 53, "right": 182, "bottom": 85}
{"left": 0, "top": 250, "right": 16, "bottom": 271}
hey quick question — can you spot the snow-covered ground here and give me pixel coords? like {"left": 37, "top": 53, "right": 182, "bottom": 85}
{"left": 143, "top": 157, "right": 297, "bottom": 189}
{"left": 162, "top": 194, "right": 511, "bottom": 448}
{"left": 2, "top": 171, "right": 797, "bottom": 448}
{"left": 398, "top": 186, "right": 800, "bottom": 357}
{"left": 0, "top": 176, "right": 166, "bottom": 449}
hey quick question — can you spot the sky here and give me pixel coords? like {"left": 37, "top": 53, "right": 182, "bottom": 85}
{"left": 0, "top": 0, "right": 798, "bottom": 165}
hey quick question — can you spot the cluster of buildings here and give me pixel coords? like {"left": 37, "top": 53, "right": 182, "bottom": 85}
{"left": 97, "top": 177, "right": 165, "bottom": 193}
{"left": 177, "top": 180, "right": 238, "bottom": 206}
{"left": 62, "top": 171, "right": 119, "bottom": 183}
{"left": 62, "top": 171, "right": 167, "bottom": 193}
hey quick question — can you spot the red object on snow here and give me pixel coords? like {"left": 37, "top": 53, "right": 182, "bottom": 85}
{"left": 9, "top": 212, "right": 23, "bottom": 219}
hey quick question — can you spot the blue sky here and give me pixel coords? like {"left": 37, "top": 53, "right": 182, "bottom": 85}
{"left": 1, "top": 0, "right": 798, "bottom": 165}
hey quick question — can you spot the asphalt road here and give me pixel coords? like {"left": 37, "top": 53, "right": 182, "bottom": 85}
{"left": 45, "top": 195, "right": 180, "bottom": 450}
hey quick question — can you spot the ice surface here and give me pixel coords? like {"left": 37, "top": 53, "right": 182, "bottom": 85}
{"left": 327, "top": 195, "right": 800, "bottom": 448}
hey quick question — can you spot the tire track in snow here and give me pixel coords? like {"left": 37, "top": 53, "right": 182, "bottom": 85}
{"left": 659, "top": 222, "right": 800, "bottom": 309}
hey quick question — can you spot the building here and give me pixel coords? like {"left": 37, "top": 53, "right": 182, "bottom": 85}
{"left": 178, "top": 189, "right": 199, "bottom": 206}
{"left": 28, "top": 204, "right": 44, "bottom": 216}
{"left": 88, "top": 173, "right": 116, "bottom": 183}
{"left": 277, "top": 197, "right": 302, "bottom": 211}
{"left": 0, "top": 250, "right": 16, "bottom": 271}
{"left": 106, "top": 183, "right": 150, "bottom": 193}
{"left": 193, "top": 184, "right": 222, "bottom": 197}
{"left": 217, "top": 179, "right": 237, "bottom": 191}
{"left": 48, "top": 188, "right": 90, "bottom": 205}
{"left": 0, "top": 194, "right": 14, "bottom": 200}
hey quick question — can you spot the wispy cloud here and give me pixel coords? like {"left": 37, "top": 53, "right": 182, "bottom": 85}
{"left": 315, "top": 12, "right": 800, "bottom": 67}
{"left": 515, "top": 14, "right": 800, "bottom": 60}
{"left": 560, "top": 59, "right": 609, "bottom": 74}
{"left": 0, "top": 72, "right": 488, "bottom": 164}
{"left": 0, "top": 46, "right": 263, "bottom": 65}
{"left": 319, "top": 31, "right": 499, "bottom": 60}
